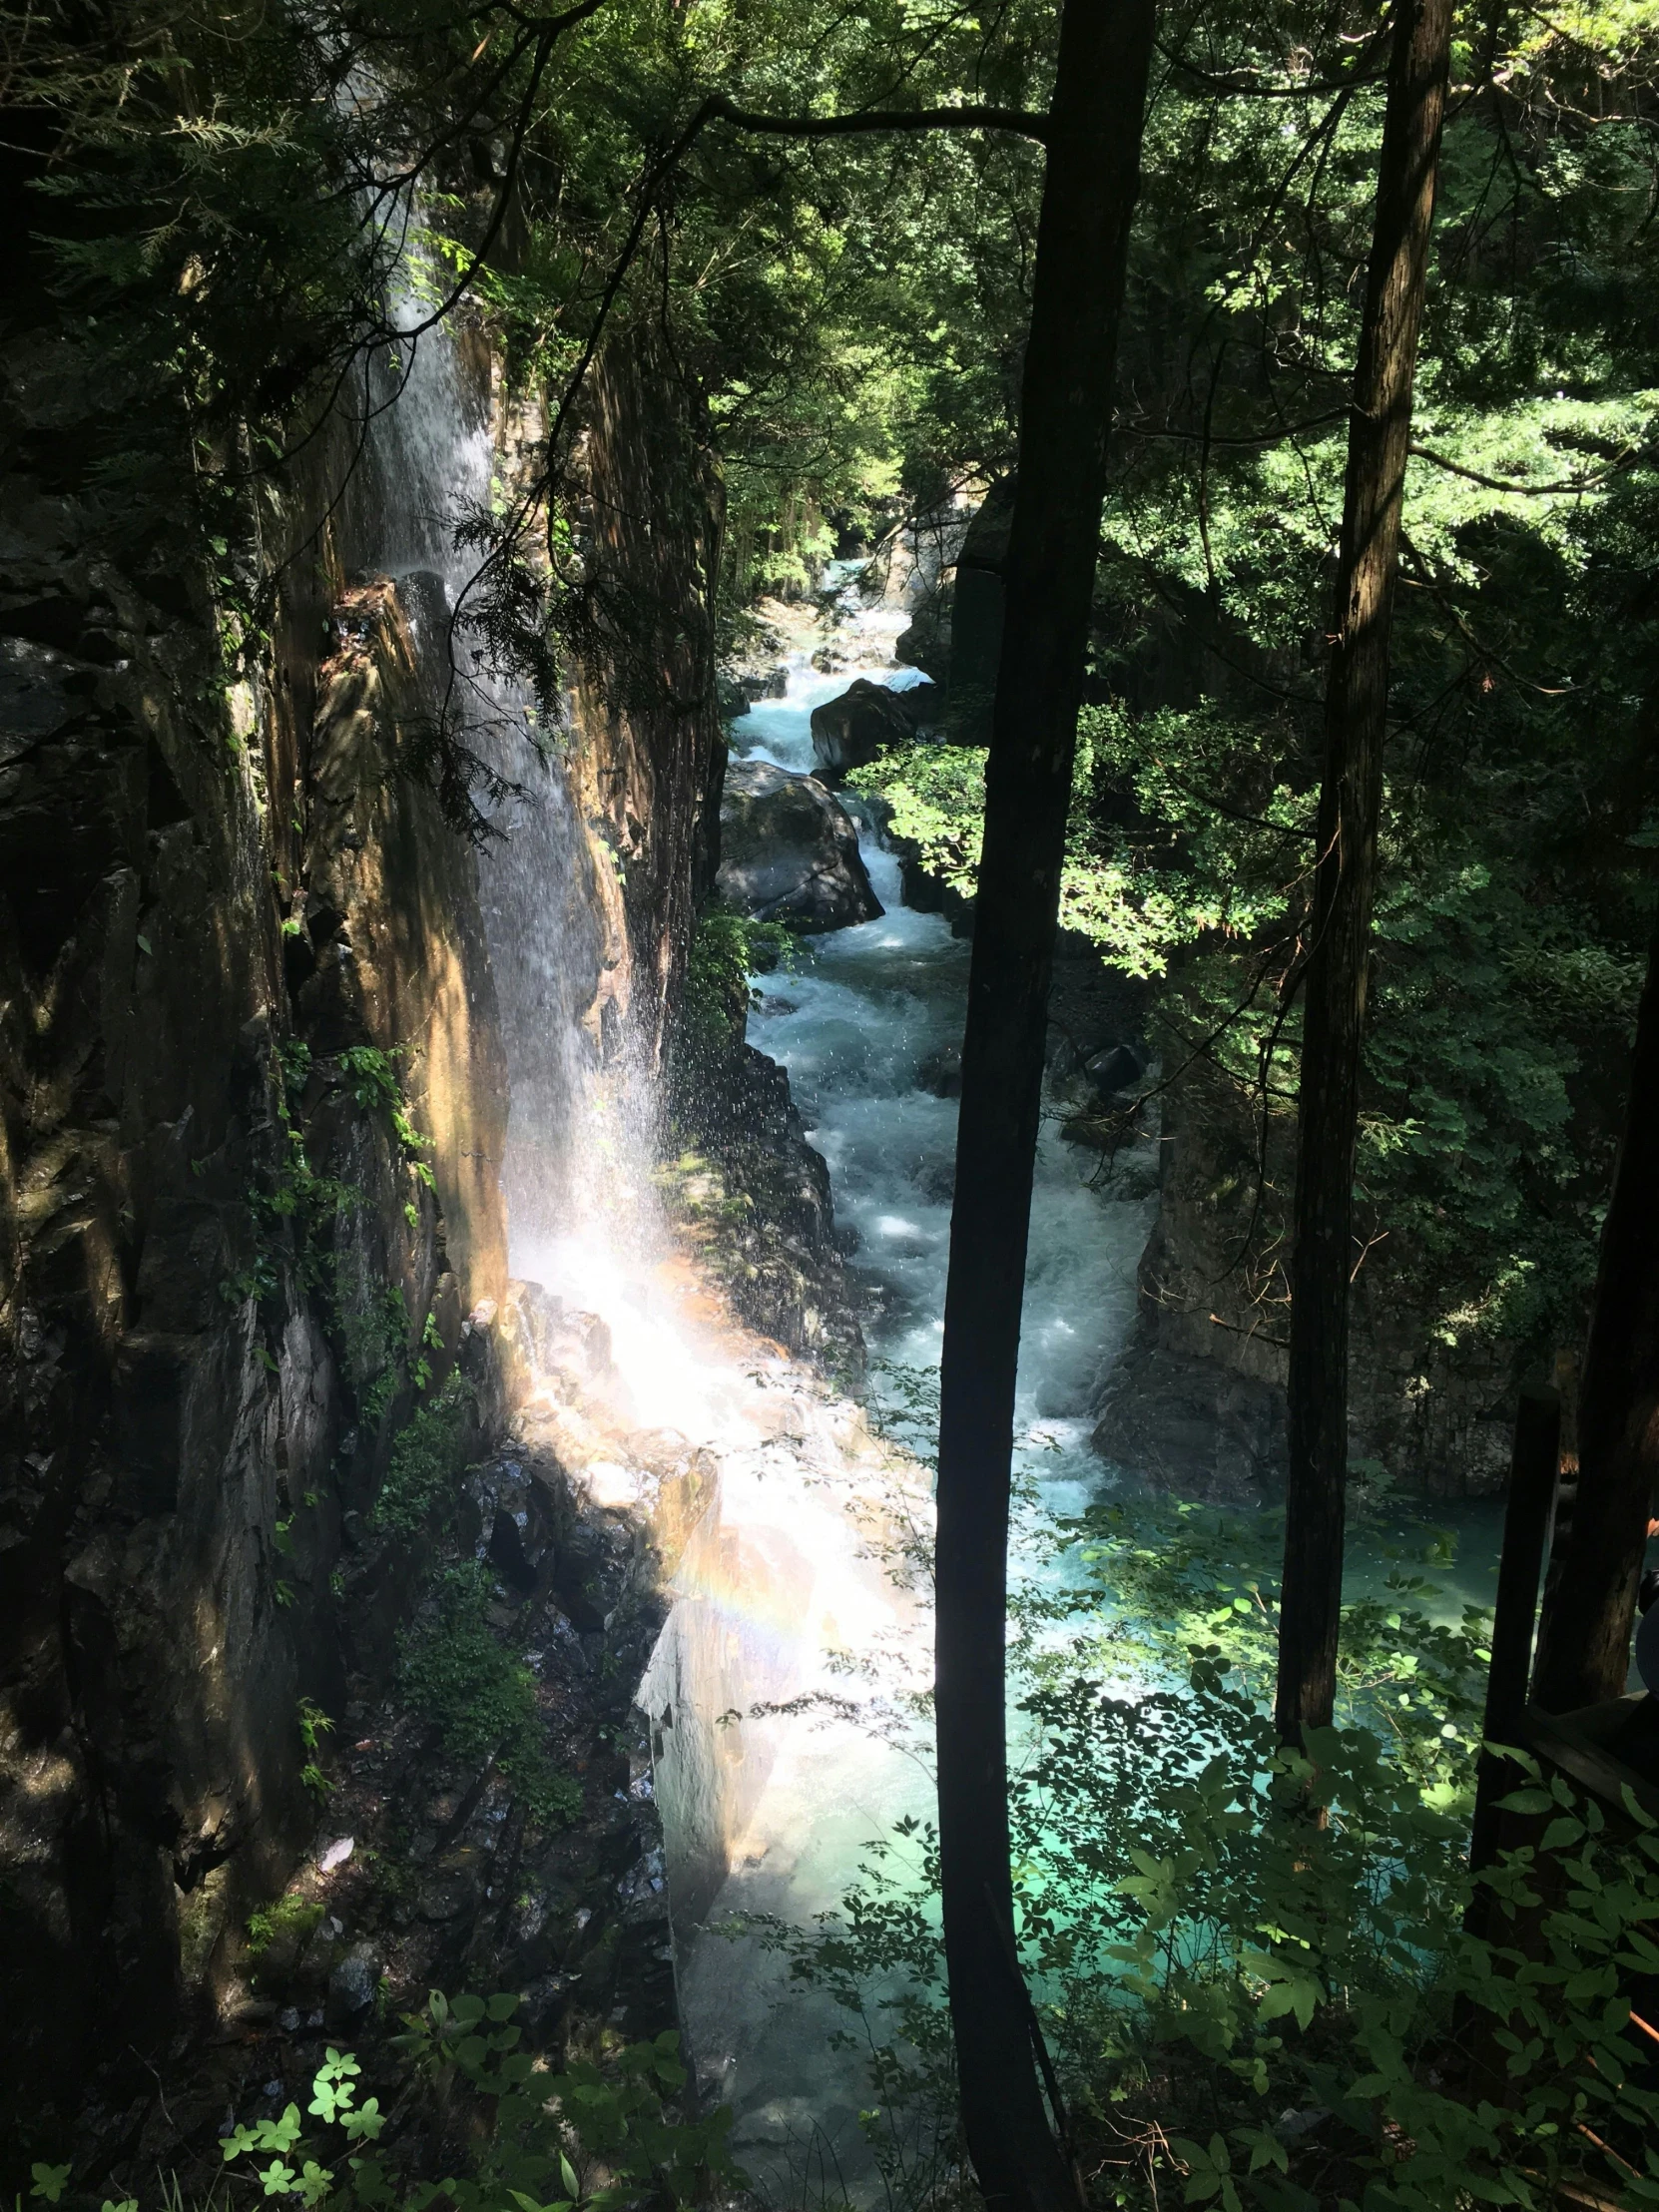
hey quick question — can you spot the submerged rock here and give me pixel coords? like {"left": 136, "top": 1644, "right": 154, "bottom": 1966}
{"left": 717, "top": 759, "right": 882, "bottom": 931}
{"left": 809, "top": 675, "right": 937, "bottom": 775}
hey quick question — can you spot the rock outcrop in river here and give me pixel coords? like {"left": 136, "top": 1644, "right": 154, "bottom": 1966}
{"left": 717, "top": 759, "right": 882, "bottom": 930}
{"left": 809, "top": 672, "right": 937, "bottom": 776}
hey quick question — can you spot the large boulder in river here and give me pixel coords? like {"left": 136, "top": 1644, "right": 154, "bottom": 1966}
{"left": 810, "top": 676, "right": 938, "bottom": 777}
{"left": 717, "top": 760, "right": 883, "bottom": 931}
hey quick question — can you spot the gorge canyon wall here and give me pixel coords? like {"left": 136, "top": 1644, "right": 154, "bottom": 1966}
{"left": 0, "top": 290, "right": 727, "bottom": 2152}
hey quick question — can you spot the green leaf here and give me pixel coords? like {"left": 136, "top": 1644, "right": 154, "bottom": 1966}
{"left": 1540, "top": 1816, "right": 1585, "bottom": 1851}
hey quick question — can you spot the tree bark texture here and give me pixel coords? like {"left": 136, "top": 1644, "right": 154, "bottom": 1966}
{"left": 1465, "top": 1383, "right": 1560, "bottom": 1910}
{"left": 932, "top": 2, "right": 1155, "bottom": 2208}
{"left": 1276, "top": 0, "right": 1452, "bottom": 1746}
{"left": 1530, "top": 908, "right": 1659, "bottom": 1712}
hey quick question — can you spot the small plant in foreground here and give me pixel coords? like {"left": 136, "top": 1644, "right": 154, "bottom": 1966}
{"left": 28, "top": 1995, "right": 734, "bottom": 2212}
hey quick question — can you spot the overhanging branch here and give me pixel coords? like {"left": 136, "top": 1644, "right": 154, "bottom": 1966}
{"left": 701, "top": 91, "right": 1050, "bottom": 144}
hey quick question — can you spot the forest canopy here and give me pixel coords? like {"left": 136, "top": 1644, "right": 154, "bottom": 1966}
{"left": 8, "top": 0, "right": 1659, "bottom": 2206}
{"left": 8, "top": 0, "right": 1655, "bottom": 1388}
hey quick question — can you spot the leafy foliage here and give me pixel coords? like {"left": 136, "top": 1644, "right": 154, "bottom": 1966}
{"left": 387, "top": 1995, "right": 732, "bottom": 2212}
{"left": 760, "top": 1490, "right": 1659, "bottom": 2211}
{"left": 397, "top": 1566, "right": 579, "bottom": 1827}
{"left": 246, "top": 1895, "right": 327, "bottom": 1964}
{"left": 297, "top": 1697, "right": 336, "bottom": 1802}
{"left": 373, "top": 1374, "right": 477, "bottom": 1539}
{"left": 30, "top": 1995, "right": 731, "bottom": 2211}
{"left": 675, "top": 908, "right": 796, "bottom": 1073}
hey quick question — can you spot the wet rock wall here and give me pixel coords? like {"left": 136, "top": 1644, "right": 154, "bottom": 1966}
{"left": 0, "top": 294, "right": 744, "bottom": 2164}
{"left": 0, "top": 314, "right": 519, "bottom": 2161}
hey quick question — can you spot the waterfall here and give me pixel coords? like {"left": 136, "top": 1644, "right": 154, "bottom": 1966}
{"left": 354, "top": 259, "right": 638, "bottom": 1252}
{"left": 355, "top": 278, "right": 1158, "bottom": 2197}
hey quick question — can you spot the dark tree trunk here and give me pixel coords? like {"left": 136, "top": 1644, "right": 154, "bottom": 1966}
{"left": 1466, "top": 1382, "right": 1560, "bottom": 1908}
{"left": 1530, "top": 909, "right": 1659, "bottom": 1712}
{"left": 1276, "top": 0, "right": 1452, "bottom": 1745}
{"left": 932, "top": 1, "right": 1155, "bottom": 2207}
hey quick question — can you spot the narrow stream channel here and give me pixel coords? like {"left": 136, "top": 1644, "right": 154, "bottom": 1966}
{"left": 733, "top": 582, "right": 1158, "bottom": 1490}
{"left": 647, "top": 589, "right": 1160, "bottom": 2195}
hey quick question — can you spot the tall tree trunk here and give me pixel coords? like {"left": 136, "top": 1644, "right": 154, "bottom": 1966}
{"left": 1465, "top": 1382, "right": 1560, "bottom": 1904}
{"left": 932, "top": 1, "right": 1154, "bottom": 2207}
{"left": 1275, "top": 0, "right": 1452, "bottom": 1746}
{"left": 1530, "top": 908, "right": 1659, "bottom": 1712}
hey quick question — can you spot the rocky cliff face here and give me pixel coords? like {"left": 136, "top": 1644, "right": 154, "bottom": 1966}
{"left": 1094, "top": 1050, "right": 1514, "bottom": 1502}
{"left": 563, "top": 330, "right": 728, "bottom": 1076}
{"left": 0, "top": 315, "right": 518, "bottom": 2148}
{"left": 0, "top": 294, "right": 736, "bottom": 2157}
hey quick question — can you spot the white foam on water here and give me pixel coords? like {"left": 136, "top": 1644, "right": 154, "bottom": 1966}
{"left": 653, "top": 587, "right": 1156, "bottom": 2193}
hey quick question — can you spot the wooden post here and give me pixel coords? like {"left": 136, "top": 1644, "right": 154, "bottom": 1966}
{"left": 1465, "top": 1382, "right": 1560, "bottom": 1924}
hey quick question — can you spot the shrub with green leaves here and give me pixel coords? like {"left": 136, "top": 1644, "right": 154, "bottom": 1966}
{"left": 387, "top": 1993, "right": 732, "bottom": 2212}
{"left": 675, "top": 909, "right": 797, "bottom": 1075}
{"left": 397, "top": 1566, "right": 579, "bottom": 1828}
{"left": 27, "top": 1995, "right": 733, "bottom": 2212}
{"left": 246, "top": 1894, "right": 326, "bottom": 1963}
{"left": 373, "top": 1374, "right": 476, "bottom": 1539}
{"left": 754, "top": 1486, "right": 1659, "bottom": 2212}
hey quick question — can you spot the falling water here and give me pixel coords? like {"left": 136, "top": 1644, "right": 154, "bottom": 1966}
{"left": 356, "top": 251, "right": 625, "bottom": 1249}
{"left": 359, "top": 290, "right": 1158, "bottom": 2193}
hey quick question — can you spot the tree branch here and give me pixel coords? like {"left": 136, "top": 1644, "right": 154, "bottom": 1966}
{"left": 701, "top": 91, "right": 1050, "bottom": 144}
{"left": 1407, "top": 439, "right": 1654, "bottom": 495}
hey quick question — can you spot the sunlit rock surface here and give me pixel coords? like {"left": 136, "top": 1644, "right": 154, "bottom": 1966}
{"left": 717, "top": 759, "right": 883, "bottom": 931}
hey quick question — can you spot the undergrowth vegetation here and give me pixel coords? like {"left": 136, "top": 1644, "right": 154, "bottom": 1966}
{"left": 374, "top": 1376, "right": 478, "bottom": 1539}
{"left": 736, "top": 1389, "right": 1659, "bottom": 2212}
{"left": 23, "top": 1994, "right": 730, "bottom": 2212}
{"left": 398, "top": 1565, "right": 581, "bottom": 1829}
{"left": 675, "top": 910, "right": 798, "bottom": 1078}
